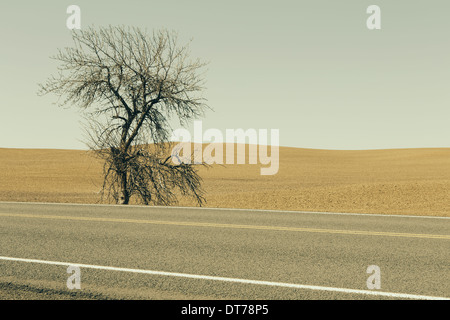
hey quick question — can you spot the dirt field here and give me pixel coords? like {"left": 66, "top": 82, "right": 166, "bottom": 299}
{"left": 0, "top": 146, "right": 449, "bottom": 217}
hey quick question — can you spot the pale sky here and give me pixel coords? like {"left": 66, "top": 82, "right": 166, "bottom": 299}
{"left": 0, "top": 1, "right": 449, "bottom": 150}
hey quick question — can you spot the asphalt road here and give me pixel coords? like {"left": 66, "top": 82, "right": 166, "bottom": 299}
{"left": 0, "top": 202, "right": 448, "bottom": 300}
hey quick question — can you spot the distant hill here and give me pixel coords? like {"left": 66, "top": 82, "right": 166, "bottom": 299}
{"left": 1, "top": 146, "right": 449, "bottom": 217}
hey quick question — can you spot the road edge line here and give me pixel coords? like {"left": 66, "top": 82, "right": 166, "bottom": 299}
{"left": 0, "top": 256, "right": 448, "bottom": 300}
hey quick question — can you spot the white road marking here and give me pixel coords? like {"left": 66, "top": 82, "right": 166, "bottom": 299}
{"left": 0, "top": 256, "right": 448, "bottom": 300}
{"left": 1, "top": 201, "right": 449, "bottom": 219}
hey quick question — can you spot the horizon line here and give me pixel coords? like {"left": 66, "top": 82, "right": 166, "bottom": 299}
{"left": 1, "top": 143, "right": 450, "bottom": 152}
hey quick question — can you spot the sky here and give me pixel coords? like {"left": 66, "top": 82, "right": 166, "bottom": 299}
{"left": 0, "top": 0, "right": 449, "bottom": 150}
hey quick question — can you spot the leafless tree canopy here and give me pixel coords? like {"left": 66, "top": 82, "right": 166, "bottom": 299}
{"left": 39, "top": 26, "right": 209, "bottom": 205}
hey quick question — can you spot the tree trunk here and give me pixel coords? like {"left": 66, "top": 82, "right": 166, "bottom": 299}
{"left": 119, "top": 171, "right": 129, "bottom": 205}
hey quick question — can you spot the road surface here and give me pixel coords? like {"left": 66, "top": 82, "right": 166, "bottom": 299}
{"left": 0, "top": 202, "right": 448, "bottom": 300}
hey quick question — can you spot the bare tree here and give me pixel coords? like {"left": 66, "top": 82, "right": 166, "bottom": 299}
{"left": 39, "top": 26, "right": 209, "bottom": 205}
